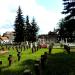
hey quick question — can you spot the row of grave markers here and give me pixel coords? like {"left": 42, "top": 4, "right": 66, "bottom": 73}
{"left": 0, "top": 42, "right": 71, "bottom": 67}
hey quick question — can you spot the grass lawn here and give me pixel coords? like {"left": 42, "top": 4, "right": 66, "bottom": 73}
{"left": 0, "top": 47, "right": 75, "bottom": 75}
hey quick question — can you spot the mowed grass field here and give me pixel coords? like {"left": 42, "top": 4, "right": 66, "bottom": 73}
{"left": 0, "top": 46, "right": 75, "bottom": 75}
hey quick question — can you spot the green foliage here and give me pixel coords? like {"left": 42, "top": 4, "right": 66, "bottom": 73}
{"left": 25, "top": 15, "right": 32, "bottom": 41}
{"left": 25, "top": 16, "right": 39, "bottom": 42}
{"left": 62, "top": 0, "right": 75, "bottom": 20}
{"left": 14, "top": 6, "right": 25, "bottom": 43}
{"left": 1, "top": 45, "right": 75, "bottom": 75}
{"left": 58, "top": 0, "right": 75, "bottom": 42}
{"left": 31, "top": 17, "right": 39, "bottom": 42}
{"left": 57, "top": 18, "right": 75, "bottom": 41}
{"left": 14, "top": 7, "right": 39, "bottom": 43}
{"left": 57, "top": 18, "right": 66, "bottom": 40}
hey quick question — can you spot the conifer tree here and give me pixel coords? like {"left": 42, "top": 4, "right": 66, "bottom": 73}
{"left": 62, "top": 0, "right": 75, "bottom": 33}
{"left": 57, "top": 0, "right": 75, "bottom": 41}
{"left": 62, "top": 0, "right": 75, "bottom": 20}
{"left": 31, "top": 17, "right": 39, "bottom": 42}
{"left": 14, "top": 6, "right": 25, "bottom": 43}
{"left": 25, "top": 15, "right": 31, "bottom": 42}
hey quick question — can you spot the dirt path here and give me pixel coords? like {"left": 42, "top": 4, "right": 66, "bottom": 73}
{"left": 0, "top": 51, "right": 8, "bottom": 54}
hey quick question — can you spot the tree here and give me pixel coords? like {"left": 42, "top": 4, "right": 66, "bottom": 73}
{"left": 62, "top": 0, "right": 75, "bottom": 33}
{"left": 31, "top": 17, "right": 39, "bottom": 42}
{"left": 62, "top": 0, "right": 75, "bottom": 40}
{"left": 14, "top": 6, "right": 25, "bottom": 43}
{"left": 57, "top": 19, "right": 66, "bottom": 41}
{"left": 25, "top": 15, "right": 32, "bottom": 42}
{"left": 62, "top": 0, "right": 75, "bottom": 20}
{"left": 57, "top": 18, "right": 75, "bottom": 42}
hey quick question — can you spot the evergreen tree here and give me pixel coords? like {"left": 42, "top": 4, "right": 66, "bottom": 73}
{"left": 31, "top": 17, "right": 39, "bottom": 42}
{"left": 62, "top": 0, "right": 75, "bottom": 33}
{"left": 57, "top": 19, "right": 66, "bottom": 40}
{"left": 25, "top": 15, "right": 31, "bottom": 42}
{"left": 57, "top": 19, "right": 71, "bottom": 41}
{"left": 62, "top": 0, "right": 75, "bottom": 20}
{"left": 14, "top": 6, "right": 25, "bottom": 43}
{"left": 59, "top": 0, "right": 75, "bottom": 42}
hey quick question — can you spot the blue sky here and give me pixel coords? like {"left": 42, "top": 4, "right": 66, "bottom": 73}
{"left": 0, "top": 0, "right": 64, "bottom": 35}
{"left": 37, "top": 0, "right": 63, "bottom": 11}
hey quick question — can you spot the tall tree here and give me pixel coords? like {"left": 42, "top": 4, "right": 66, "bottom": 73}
{"left": 62, "top": 0, "right": 75, "bottom": 20}
{"left": 62, "top": 0, "right": 75, "bottom": 32}
{"left": 59, "top": 0, "right": 75, "bottom": 42}
{"left": 25, "top": 15, "right": 31, "bottom": 42}
{"left": 57, "top": 19, "right": 66, "bottom": 40}
{"left": 14, "top": 6, "right": 25, "bottom": 43}
{"left": 57, "top": 18, "right": 72, "bottom": 41}
{"left": 31, "top": 17, "right": 39, "bottom": 42}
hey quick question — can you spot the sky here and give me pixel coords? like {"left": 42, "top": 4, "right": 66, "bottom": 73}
{"left": 0, "top": 0, "right": 65, "bottom": 35}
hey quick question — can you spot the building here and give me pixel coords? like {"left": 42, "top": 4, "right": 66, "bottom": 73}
{"left": 0, "top": 36, "right": 9, "bottom": 44}
{"left": 38, "top": 31, "right": 58, "bottom": 48}
{"left": 48, "top": 31, "right": 58, "bottom": 42}
{"left": 3, "top": 32, "right": 15, "bottom": 44}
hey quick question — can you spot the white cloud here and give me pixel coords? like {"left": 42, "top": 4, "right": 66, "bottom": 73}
{"left": 0, "top": 0, "right": 64, "bottom": 35}
{"left": 19, "top": 0, "right": 64, "bottom": 34}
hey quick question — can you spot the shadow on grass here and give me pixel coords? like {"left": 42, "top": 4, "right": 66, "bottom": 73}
{"left": 20, "top": 59, "right": 38, "bottom": 75}
{"left": 0, "top": 59, "right": 37, "bottom": 75}
{"left": 1, "top": 52, "right": 75, "bottom": 75}
{"left": 45, "top": 52, "right": 75, "bottom": 75}
{"left": 20, "top": 52, "right": 75, "bottom": 75}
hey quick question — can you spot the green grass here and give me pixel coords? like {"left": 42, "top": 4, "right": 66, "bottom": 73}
{"left": 0, "top": 47, "right": 75, "bottom": 75}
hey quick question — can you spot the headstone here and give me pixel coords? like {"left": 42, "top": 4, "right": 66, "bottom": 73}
{"left": 31, "top": 43, "right": 33, "bottom": 49}
{"left": 48, "top": 43, "right": 53, "bottom": 54}
{"left": 26, "top": 41, "right": 29, "bottom": 49}
{"left": 24, "top": 45, "right": 26, "bottom": 50}
{"left": 32, "top": 42, "right": 36, "bottom": 53}
{"left": 44, "top": 52, "right": 48, "bottom": 62}
{"left": 0, "top": 61, "right": 2, "bottom": 65}
{"left": 34, "top": 64, "right": 40, "bottom": 75}
{"left": 23, "top": 69, "right": 32, "bottom": 75}
{"left": 36, "top": 45, "right": 38, "bottom": 51}
{"left": 19, "top": 45, "right": 20, "bottom": 49}
{"left": 35, "top": 42, "right": 37, "bottom": 51}
{"left": 66, "top": 38, "right": 68, "bottom": 44}
{"left": 15, "top": 46, "right": 18, "bottom": 51}
{"left": 40, "top": 55, "right": 45, "bottom": 69}
{"left": 6, "top": 45, "right": 8, "bottom": 49}
{"left": 33, "top": 42, "right": 36, "bottom": 52}
{"left": 67, "top": 45, "right": 70, "bottom": 54}
{"left": 16, "top": 49, "right": 18, "bottom": 52}
{"left": 8, "top": 46, "right": 10, "bottom": 50}
{"left": 32, "top": 47, "right": 34, "bottom": 53}
{"left": 12, "top": 46, "right": 14, "bottom": 50}
{"left": 21, "top": 46, "right": 22, "bottom": 51}
{"left": 2, "top": 47, "right": 5, "bottom": 51}
{"left": 17, "top": 52, "right": 21, "bottom": 61}
{"left": 8, "top": 55, "right": 12, "bottom": 66}
{"left": 64, "top": 44, "right": 70, "bottom": 54}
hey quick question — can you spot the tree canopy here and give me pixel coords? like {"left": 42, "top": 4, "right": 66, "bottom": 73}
{"left": 14, "top": 6, "right": 39, "bottom": 43}
{"left": 14, "top": 6, "right": 25, "bottom": 43}
{"left": 62, "top": 0, "right": 75, "bottom": 20}
{"left": 57, "top": 0, "right": 75, "bottom": 42}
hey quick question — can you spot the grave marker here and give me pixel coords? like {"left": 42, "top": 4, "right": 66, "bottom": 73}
{"left": 8, "top": 55, "right": 12, "bottom": 66}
